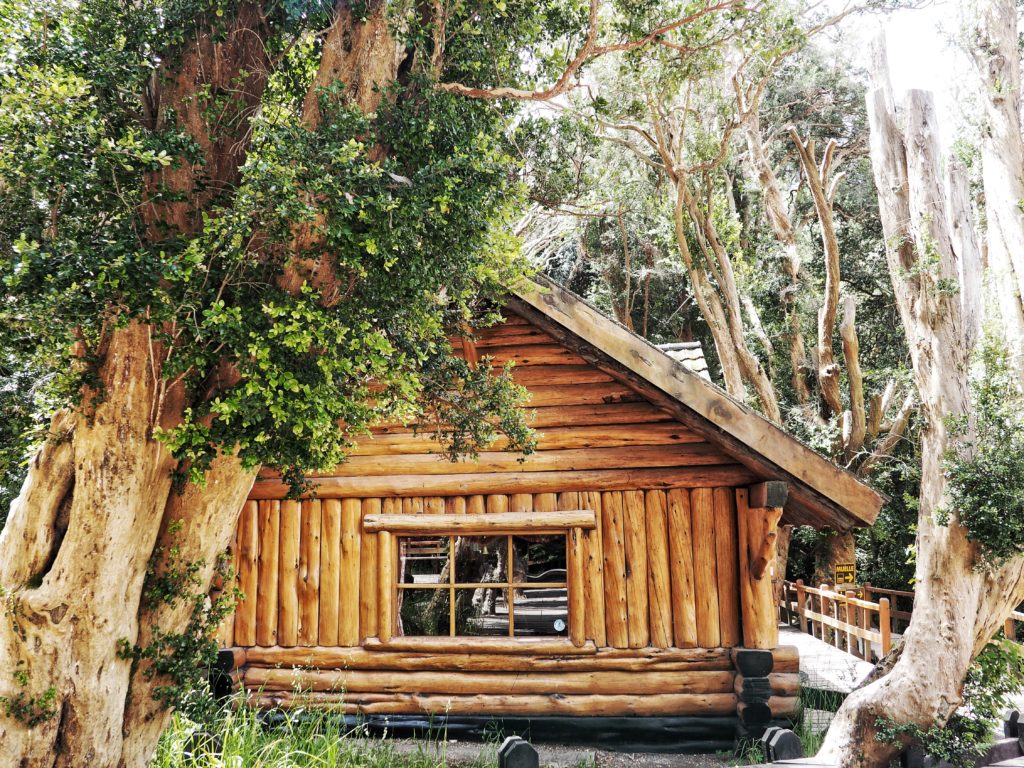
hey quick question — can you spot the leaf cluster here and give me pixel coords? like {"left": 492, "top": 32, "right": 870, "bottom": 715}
{"left": 875, "top": 638, "right": 1024, "bottom": 767}
{"left": 0, "top": 0, "right": 583, "bottom": 496}
{"left": 939, "top": 337, "right": 1024, "bottom": 569}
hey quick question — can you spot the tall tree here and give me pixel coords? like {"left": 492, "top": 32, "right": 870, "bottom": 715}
{"left": 0, "top": 2, "right": 743, "bottom": 764}
{"left": 519, "top": 10, "right": 914, "bottom": 593}
{"left": 816, "top": 34, "right": 1024, "bottom": 765}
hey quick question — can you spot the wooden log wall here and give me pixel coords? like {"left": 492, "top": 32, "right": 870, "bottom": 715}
{"left": 249, "top": 314, "right": 755, "bottom": 500}
{"left": 229, "top": 486, "right": 743, "bottom": 651}
{"left": 220, "top": 311, "right": 807, "bottom": 719}
{"left": 227, "top": 645, "right": 799, "bottom": 719}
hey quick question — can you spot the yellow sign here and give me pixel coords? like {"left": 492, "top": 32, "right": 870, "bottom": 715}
{"left": 835, "top": 562, "right": 856, "bottom": 585}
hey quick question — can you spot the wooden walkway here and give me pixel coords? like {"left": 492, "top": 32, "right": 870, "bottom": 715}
{"left": 779, "top": 625, "right": 874, "bottom": 694}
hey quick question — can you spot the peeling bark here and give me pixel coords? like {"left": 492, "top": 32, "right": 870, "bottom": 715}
{"left": 815, "top": 43, "right": 1024, "bottom": 767}
{"left": 971, "top": 0, "right": 1024, "bottom": 378}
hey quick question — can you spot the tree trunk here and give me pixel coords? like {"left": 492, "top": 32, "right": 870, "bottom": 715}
{"left": 742, "top": 113, "right": 813, "bottom": 408}
{"left": 815, "top": 44, "right": 1024, "bottom": 767}
{"left": 971, "top": 0, "right": 1024, "bottom": 378}
{"left": 812, "top": 530, "right": 856, "bottom": 588}
{"left": 0, "top": 3, "right": 405, "bottom": 765}
{"left": 0, "top": 325, "right": 258, "bottom": 767}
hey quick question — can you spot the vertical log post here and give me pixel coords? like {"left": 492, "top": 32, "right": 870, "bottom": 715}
{"left": 879, "top": 598, "right": 891, "bottom": 657}
{"left": 844, "top": 590, "right": 856, "bottom": 656}
{"left": 820, "top": 584, "right": 832, "bottom": 646}
{"left": 736, "top": 488, "right": 782, "bottom": 650}
{"left": 796, "top": 579, "right": 807, "bottom": 634}
{"left": 360, "top": 498, "right": 380, "bottom": 641}
{"left": 319, "top": 500, "right": 342, "bottom": 646}
{"left": 568, "top": 527, "right": 586, "bottom": 647}
{"left": 377, "top": 531, "right": 393, "bottom": 643}
{"left": 277, "top": 500, "right": 301, "bottom": 647}
{"left": 735, "top": 487, "right": 785, "bottom": 740}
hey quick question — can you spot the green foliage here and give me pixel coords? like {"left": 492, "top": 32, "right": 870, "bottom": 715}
{"left": 153, "top": 704, "right": 501, "bottom": 768}
{"left": 0, "top": 662, "right": 58, "bottom": 727}
{"left": 117, "top": 532, "right": 240, "bottom": 723}
{"left": 939, "top": 337, "right": 1024, "bottom": 569}
{"left": 0, "top": 345, "right": 39, "bottom": 526}
{"left": 875, "top": 638, "right": 1024, "bottom": 767}
{"left": 0, "top": 0, "right": 585, "bottom": 498}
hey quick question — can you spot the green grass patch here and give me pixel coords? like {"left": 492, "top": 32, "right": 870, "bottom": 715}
{"left": 151, "top": 700, "right": 500, "bottom": 768}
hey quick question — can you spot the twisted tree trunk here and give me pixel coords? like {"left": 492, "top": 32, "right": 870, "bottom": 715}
{"left": 816, "top": 42, "right": 1024, "bottom": 766}
{"left": 0, "top": 2, "right": 403, "bottom": 765}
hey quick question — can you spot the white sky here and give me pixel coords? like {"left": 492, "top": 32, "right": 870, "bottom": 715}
{"left": 842, "top": 0, "right": 972, "bottom": 146}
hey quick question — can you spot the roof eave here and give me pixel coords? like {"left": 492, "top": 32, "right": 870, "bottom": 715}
{"left": 510, "top": 276, "right": 885, "bottom": 530}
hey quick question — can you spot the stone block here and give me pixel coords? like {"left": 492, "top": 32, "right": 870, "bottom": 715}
{"left": 761, "top": 727, "right": 804, "bottom": 761}
{"left": 499, "top": 736, "right": 539, "bottom": 768}
{"left": 733, "top": 649, "right": 774, "bottom": 677}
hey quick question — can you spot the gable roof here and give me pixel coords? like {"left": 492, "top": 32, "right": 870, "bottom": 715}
{"left": 509, "top": 275, "right": 885, "bottom": 531}
{"left": 658, "top": 342, "right": 710, "bottom": 380}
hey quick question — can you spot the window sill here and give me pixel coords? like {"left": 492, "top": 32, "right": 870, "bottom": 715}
{"left": 363, "top": 636, "right": 597, "bottom": 655}
{"left": 363, "top": 510, "right": 596, "bottom": 534}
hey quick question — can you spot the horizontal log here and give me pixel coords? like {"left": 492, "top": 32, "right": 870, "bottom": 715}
{"left": 768, "top": 695, "right": 799, "bottom": 718}
{"left": 769, "top": 672, "right": 800, "bottom": 697}
{"left": 249, "top": 691, "right": 739, "bottom": 717}
{"left": 362, "top": 510, "right": 596, "bottom": 533}
{"left": 522, "top": 383, "right": 642, "bottom": 407}
{"left": 363, "top": 637, "right": 597, "bottom": 655}
{"left": 304, "top": 444, "right": 731, "bottom": 479}
{"left": 371, "top": 402, "right": 674, "bottom": 433}
{"left": 249, "top": 465, "right": 756, "bottom": 499}
{"left": 772, "top": 646, "right": 800, "bottom": 674}
{"left": 471, "top": 327, "right": 555, "bottom": 347}
{"left": 238, "top": 645, "right": 734, "bottom": 672}
{"left": 243, "top": 668, "right": 735, "bottom": 696}
{"left": 353, "top": 423, "right": 705, "bottom": 456}
{"left": 509, "top": 365, "right": 614, "bottom": 386}
{"left": 462, "top": 344, "right": 587, "bottom": 366}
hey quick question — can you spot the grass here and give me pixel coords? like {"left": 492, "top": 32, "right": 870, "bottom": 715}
{"left": 151, "top": 700, "right": 499, "bottom": 768}
{"left": 726, "top": 688, "right": 847, "bottom": 765}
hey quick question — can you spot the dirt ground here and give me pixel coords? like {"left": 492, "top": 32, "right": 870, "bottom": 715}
{"left": 390, "top": 738, "right": 739, "bottom": 768}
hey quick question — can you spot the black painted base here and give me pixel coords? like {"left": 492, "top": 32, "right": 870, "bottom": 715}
{"left": 259, "top": 712, "right": 739, "bottom": 754}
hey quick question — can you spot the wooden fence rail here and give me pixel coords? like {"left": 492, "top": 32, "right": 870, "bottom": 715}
{"left": 862, "top": 583, "right": 914, "bottom": 635}
{"left": 781, "top": 581, "right": 1024, "bottom": 662}
{"left": 1004, "top": 611, "right": 1024, "bottom": 641}
{"left": 780, "top": 579, "right": 891, "bottom": 661}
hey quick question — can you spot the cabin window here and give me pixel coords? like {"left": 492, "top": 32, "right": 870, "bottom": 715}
{"left": 396, "top": 534, "right": 569, "bottom": 638}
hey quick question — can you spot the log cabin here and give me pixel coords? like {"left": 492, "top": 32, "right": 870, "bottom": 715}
{"left": 215, "top": 275, "right": 884, "bottom": 750}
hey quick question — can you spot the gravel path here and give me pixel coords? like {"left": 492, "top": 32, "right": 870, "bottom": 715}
{"left": 389, "top": 738, "right": 737, "bottom": 768}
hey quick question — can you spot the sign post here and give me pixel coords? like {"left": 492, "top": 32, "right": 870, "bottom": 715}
{"left": 834, "top": 562, "right": 856, "bottom": 587}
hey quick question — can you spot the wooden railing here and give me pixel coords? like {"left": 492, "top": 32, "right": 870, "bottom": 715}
{"left": 1004, "top": 611, "right": 1024, "bottom": 641}
{"left": 781, "top": 581, "right": 1024, "bottom": 663}
{"left": 780, "top": 580, "right": 891, "bottom": 661}
{"left": 862, "top": 583, "right": 914, "bottom": 635}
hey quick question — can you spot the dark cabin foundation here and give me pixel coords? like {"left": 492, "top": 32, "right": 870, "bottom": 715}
{"left": 213, "top": 277, "right": 883, "bottom": 750}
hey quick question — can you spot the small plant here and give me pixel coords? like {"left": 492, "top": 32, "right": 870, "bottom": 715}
{"left": 0, "top": 663, "right": 58, "bottom": 727}
{"left": 939, "top": 336, "right": 1024, "bottom": 569}
{"left": 875, "top": 637, "right": 1024, "bottom": 767}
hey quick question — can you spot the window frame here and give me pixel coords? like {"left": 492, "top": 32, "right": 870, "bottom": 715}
{"left": 395, "top": 533, "right": 569, "bottom": 638}
{"left": 365, "top": 510, "right": 595, "bottom": 650}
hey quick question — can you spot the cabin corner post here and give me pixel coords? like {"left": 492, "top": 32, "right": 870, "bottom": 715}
{"left": 734, "top": 486, "right": 785, "bottom": 738}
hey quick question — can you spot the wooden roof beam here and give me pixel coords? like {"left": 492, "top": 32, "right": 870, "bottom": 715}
{"left": 509, "top": 278, "right": 886, "bottom": 530}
